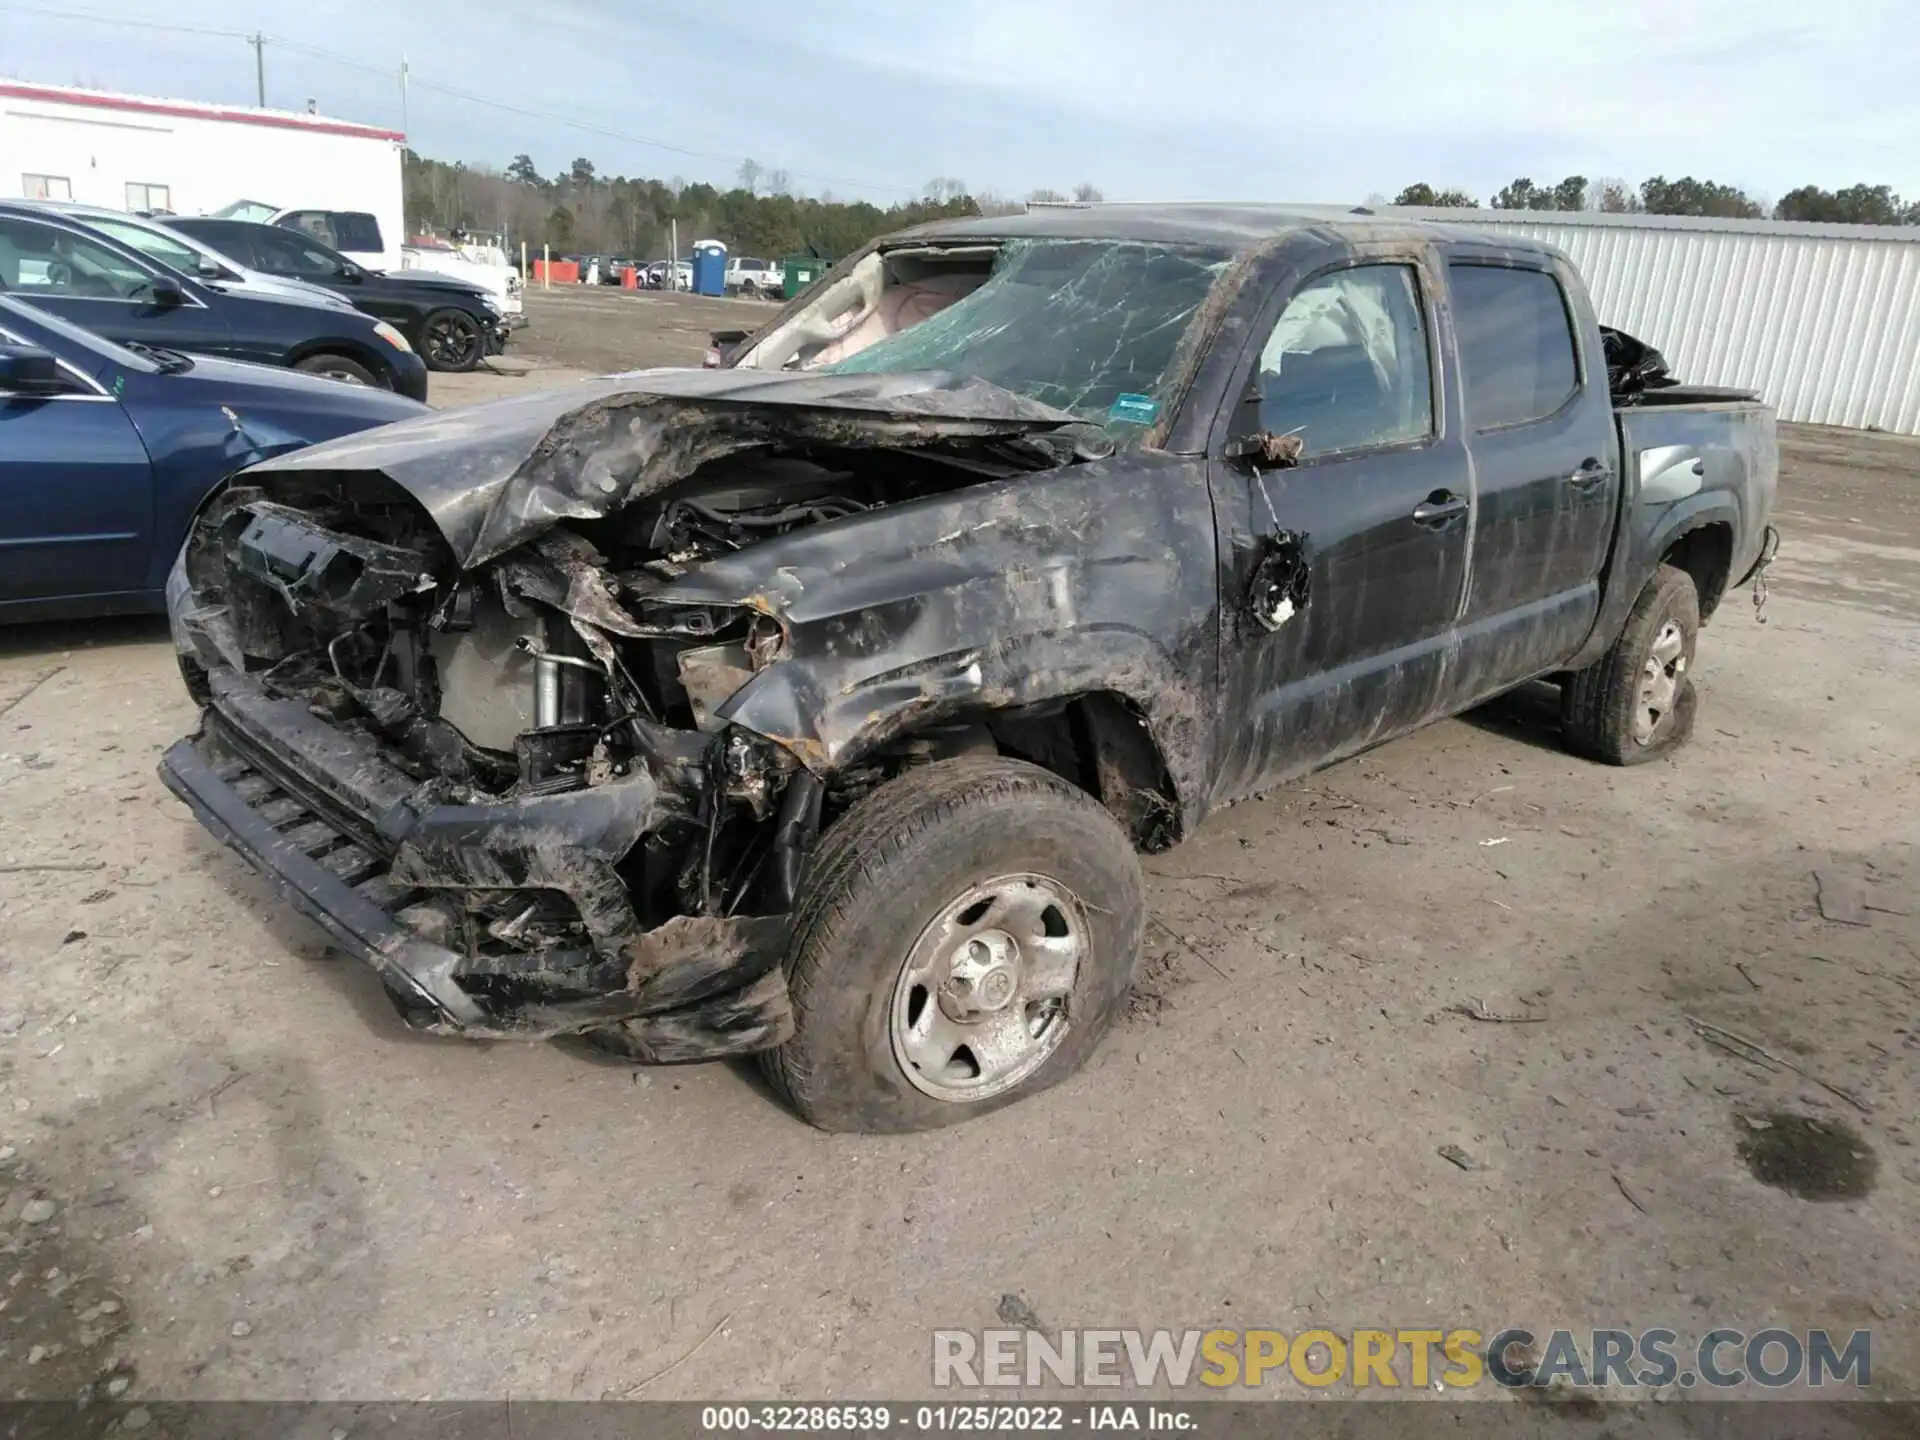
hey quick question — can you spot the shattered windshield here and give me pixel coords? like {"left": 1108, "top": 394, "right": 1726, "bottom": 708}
{"left": 820, "top": 240, "right": 1231, "bottom": 425}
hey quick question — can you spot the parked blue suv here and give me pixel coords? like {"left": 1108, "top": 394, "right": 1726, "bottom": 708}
{"left": 0, "top": 295, "right": 426, "bottom": 622}
{"left": 0, "top": 202, "right": 428, "bottom": 400}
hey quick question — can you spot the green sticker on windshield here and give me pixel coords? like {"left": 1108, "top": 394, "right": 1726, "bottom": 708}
{"left": 1109, "top": 393, "right": 1158, "bottom": 425}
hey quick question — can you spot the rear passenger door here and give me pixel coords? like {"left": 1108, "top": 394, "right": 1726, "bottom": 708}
{"left": 1210, "top": 249, "right": 1475, "bottom": 799}
{"left": 1445, "top": 255, "right": 1618, "bottom": 701}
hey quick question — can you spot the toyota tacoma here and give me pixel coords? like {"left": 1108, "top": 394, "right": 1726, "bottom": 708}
{"left": 160, "top": 204, "right": 1778, "bottom": 1131}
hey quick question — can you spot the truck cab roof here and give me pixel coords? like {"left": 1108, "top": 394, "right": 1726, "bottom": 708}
{"left": 896, "top": 202, "right": 1562, "bottom": 261}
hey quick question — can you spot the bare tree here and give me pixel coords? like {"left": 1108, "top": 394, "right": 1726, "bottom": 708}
{"left": 1594, "top": 178, "right": 1641, "bottom": 213}
{"left": 1028, "top": 187, "right": 1067, "bottom": 203}
{"left": 1072, "top": 182, "right": 1104, "bottom": 202}
{"left": 767, "top": 169, "right": 791, "bottom": 196}
{"left": 737, "top": 158, "right": 763, "bottom": 194}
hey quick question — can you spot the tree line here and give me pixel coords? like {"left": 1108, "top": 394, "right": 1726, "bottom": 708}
{"left": 1391, "top": 177, "right": 1920, "bottom": 224}
{"left": 403, "top": 150, "right": 1106, "bottom": 261}
{"left": 402, "top": 146, "right": 1920, "bottom": 263}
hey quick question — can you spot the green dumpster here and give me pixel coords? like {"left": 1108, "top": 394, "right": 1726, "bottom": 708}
{"left": 782, "top": 253, "right": 828, "bottom": 300}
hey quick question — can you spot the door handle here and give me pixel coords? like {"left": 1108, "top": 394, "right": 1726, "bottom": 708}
{"left": 1567, "top": 458, "right": 1613, "bottom": 490}
{"left": 1411, "top": 491, "right": 1469, "bottom": 527}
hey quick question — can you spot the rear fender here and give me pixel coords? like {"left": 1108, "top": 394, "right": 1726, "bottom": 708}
{"left": 1565, "top": 491, "right": 1742, "bottom": 671}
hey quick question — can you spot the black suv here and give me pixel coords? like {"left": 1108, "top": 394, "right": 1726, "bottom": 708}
{"left": 0, "top": 203, "right": 428, "bottom": 399}
{"left": 168, "top": 217, "right": 508, "bottom": 373}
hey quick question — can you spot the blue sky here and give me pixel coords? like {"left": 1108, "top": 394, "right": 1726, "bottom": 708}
{"left": 6, "top": 0, "right": 1917, "bottom": 206}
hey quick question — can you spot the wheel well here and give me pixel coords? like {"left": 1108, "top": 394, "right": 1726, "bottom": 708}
{"left": 919, "top": 693, "right": 1182, "bottom": 854}
{"left": 288, "top": 342, "right": 384, "bottom": 378}
{"left": 1663, "top": 522, "right": 1734, "bottom": 620}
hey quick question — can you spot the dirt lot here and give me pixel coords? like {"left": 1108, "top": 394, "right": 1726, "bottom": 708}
{"left": 1, "top": 286, "right": 1916, "bottom": 1405}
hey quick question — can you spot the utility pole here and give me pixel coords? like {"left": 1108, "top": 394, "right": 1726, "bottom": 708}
{"left": 400, "top": 54, "right": 409, "bottom": 136}
{"left": 248, "top": 32, "right": 265, "bottom": 107}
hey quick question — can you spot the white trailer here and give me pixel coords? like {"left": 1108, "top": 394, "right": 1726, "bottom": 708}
{"left": 0, "top": 81, "right": 407, "bottom": 270}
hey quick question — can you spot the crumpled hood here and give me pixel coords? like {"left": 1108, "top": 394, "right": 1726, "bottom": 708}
{"left": 240, "top": 367, "right": 1076, "bottom": 568}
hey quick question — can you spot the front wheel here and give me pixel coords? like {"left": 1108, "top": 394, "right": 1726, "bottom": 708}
{"left": 293, "top": 353, "right": 379, "bottom": 387}
{"left": 420, "top": 309, "right": 484, "bottom": 371}
{"left": 761, "top": 756, "right": 1144, "bottom": 1132}
{"left": 1560, "top": 563, "right": 1700, "bottom": 765}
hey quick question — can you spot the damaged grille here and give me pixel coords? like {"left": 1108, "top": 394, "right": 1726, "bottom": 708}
{"left": 196, "top": 724, "right": 418, "bottom": 910}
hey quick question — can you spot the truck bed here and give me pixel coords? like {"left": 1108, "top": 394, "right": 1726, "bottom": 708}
{"left": 1609, "top": 397, "right": 1777, "bottom": 622}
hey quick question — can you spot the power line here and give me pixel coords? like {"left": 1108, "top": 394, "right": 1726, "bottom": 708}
{"left": 1, "top": 2, "right": 916, "bottom": 196}
{"left": 267, "top": 34, "right": 907, "bottom": 195}
{"left": 0, "top": 1, "right": 245, "bottom": 38}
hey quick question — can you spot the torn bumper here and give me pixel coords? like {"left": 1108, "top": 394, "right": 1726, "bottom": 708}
{"left": 156, "top": 673, "right": 792, "bottom": 1057}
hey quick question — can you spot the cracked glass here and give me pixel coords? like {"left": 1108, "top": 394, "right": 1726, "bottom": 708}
{"left": 820, "top": 240, "right": 1231, "bottom": 425}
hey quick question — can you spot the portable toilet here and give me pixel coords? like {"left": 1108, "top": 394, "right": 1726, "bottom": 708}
{"left": 692, "top": 240, "right": 727, "bottom": 296}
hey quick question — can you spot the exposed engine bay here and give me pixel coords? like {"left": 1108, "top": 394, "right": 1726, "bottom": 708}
{"left": 158, "top": 223, "right": 1242, "bottom": 1065}
{"left": 161, "top": 364, "right": 1173, "bottom": 1052}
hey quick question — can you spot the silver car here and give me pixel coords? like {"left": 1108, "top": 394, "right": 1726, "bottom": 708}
{"left": 29, "top": 202, "right": 358, "bottom": 312}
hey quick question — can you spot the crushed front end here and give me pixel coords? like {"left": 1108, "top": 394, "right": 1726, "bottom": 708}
{"left": 158, "top": 374, "right": 1081, "bottom": 1057}
{"left": 160, "top": 476, "right": 807, "bottom": 1057}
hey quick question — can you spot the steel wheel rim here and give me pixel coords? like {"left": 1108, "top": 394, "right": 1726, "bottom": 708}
{"left": 426, "top": 315, "right": 478, "bottom": 368}
{"left": 1634, "top": 617, "right": 1688, "bottom": 744}
{"left": 889, "top": 872, "right": 1085, "bottom": 1103}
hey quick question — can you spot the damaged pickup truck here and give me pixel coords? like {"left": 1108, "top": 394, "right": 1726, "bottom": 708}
{"left": 160, "top": 204, "right": 1778, "bottom": 1131}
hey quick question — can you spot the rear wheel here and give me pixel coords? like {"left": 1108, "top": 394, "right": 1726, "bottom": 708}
{"left": 293, "top": 353, "right": 379, "bottom": 387}
{"left": 1560, "top": 563, "right": 1700, "bottom": 765}
{"left": 761, "top": 756, "right": 1144, "bottom": 1132}
{"left": 420, "top": 308, "right": 484, "bottom": 372}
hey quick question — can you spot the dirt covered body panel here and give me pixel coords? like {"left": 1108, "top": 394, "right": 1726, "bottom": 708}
{"left": 240, "top": 368, "right": 1079, "bottom": 568}
{"left": 651, "top": 451, "right": 1220, "bottom": 818}
{"left": 161, "top": 363, "right": 1208, "bottom": 1048}
{"left": 159, "top": 210, "right": 1776, "bottom": 1060}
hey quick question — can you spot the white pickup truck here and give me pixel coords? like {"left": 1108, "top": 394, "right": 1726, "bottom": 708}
{"left": 725, "top": 256, "right": 784, "bottom": 298}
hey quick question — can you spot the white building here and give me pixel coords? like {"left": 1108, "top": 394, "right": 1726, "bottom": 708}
{"left": 1369, "top": 206, "right": 1920, "bottom": 436}
{"left": 0, "top": 80, "right": 406, "bottom": 267}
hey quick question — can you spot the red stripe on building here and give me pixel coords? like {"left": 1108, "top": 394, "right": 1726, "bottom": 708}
{"left": 0, "top": 82, "right": 406, "bottom": 143}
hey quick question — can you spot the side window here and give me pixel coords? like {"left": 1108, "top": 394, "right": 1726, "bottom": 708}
{"left": 330, "top": 212, "right": 384, "bottom": 254}
{"left": 280, "top": 211, "right": 335, "bottom": 247}
{"left": 258, "top": 228, "right": 340, "bottom": 277}
{"left": 1256, "top": 264, "right": 1433, "bottom": 458}
{"left": 205, "top": 226, "right": 259, "bottom": 268}
{"left": 1447, "top": 264, "right": 1580, "bottom": 429}
{"left": 23, "top": 175, "right": 71, "bottom": 201}
{"left": 0, "top": 219, "right": 152, "bottom": 299}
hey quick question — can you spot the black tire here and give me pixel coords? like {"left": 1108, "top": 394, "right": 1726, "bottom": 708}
{"left": 420, "top": 308, "right": 484, "bottom": 372}
{"left": 293, "top": 353, "right": 380, "bottom": 387}
{"left": 761, "top": 756, "right": 1145, "bottom": 1133}
{"left": 1560, "top": 563, "right": 1700, "bottom": 765}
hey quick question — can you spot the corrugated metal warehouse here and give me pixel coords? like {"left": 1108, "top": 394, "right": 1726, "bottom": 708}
{"left": 1375, "top": 206, "right": 1920, "bottom": 435}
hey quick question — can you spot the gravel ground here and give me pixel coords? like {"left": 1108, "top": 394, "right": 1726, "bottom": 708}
{"left": 0, "top": 291, "right": 1916, "bottom": 1404}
